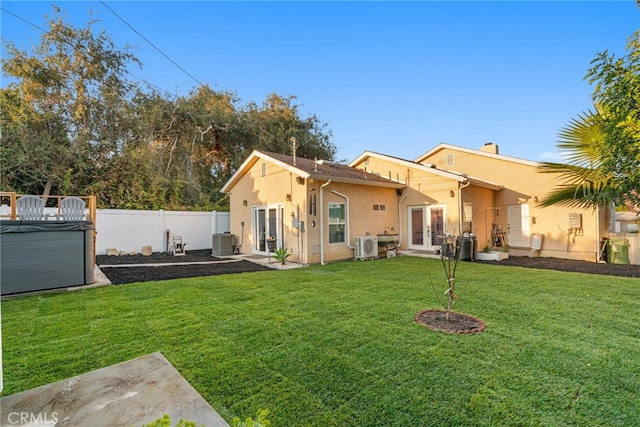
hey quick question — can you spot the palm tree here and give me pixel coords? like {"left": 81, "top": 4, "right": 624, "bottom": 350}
{"left": 539, "top": 109, "right": 620, "bottom": 209}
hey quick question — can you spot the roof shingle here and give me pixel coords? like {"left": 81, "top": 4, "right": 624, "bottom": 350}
{"left": 262, "top": 151, "right": 404, "bottom": 187}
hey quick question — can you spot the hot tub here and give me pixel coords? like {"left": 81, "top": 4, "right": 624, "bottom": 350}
{"left": 1, "top": 220, "right": 95, "bottom": 295}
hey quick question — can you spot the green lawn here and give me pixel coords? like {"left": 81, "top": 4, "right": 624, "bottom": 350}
{"left": 2, "top": 257, "right": 638, "bottom": 426}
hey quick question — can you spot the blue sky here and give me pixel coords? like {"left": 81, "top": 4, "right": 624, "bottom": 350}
{"left": 2, "top": 1, "right": 638, "bottom": 163}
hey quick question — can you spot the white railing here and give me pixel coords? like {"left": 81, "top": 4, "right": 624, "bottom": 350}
{"left": 94, "top": 209, "right": 230, "bottom": 255}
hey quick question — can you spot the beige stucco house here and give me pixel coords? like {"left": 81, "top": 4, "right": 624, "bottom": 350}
{"left": 221, "top": 150, "right": 404, "bottom": 264}
{"left": 222, "top": 143, "right": 624, "bottom": 264}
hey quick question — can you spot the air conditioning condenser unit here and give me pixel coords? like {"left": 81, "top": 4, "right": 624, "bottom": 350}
{"left": 355, "top": 236, "right": 378, "bottom": 259}
{"left": 212, "top": 233, "right": 234, "bottom": 256}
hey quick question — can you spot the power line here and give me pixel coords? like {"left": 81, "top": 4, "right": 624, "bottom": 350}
{"left": 96, "top": 1, "right": 297, "bottom": 151}
{"left": 0, "top": 6, "right": 176, "bottom": 99}
{"left": 2, "top": 5, "right": 311, "bottom": 154}
{"left": 98, "top": 0, "right": 210, "bottom": 92}
{"left": 1, "top": 7, "right": 47, "bottom": 33}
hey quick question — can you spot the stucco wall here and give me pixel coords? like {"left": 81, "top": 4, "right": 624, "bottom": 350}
{"left": 228, "top": 158, "right": 401, "bottom": 264}
{"left": 228, "top": 148, "right": 618, "bottom": 264}
{"left": 314, "top": 181, "right": 399, "bottom": 263}
{"left": 462, "top": 186, "right": 496, "bottom": 248}
{"left": 421, "top": 147, "right": 605, "bottom": 261}
{"left": 228, "top": 159, "right": 308, "bottom": 262}
{"left": 355, "top": 156, "right": 497, "bottom": 249}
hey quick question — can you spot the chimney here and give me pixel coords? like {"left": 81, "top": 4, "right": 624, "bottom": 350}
{"left": 480, "top": 142, "right": 499, "bottom": 154}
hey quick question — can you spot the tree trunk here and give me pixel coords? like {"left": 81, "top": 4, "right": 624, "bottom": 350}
{"left": 42, "top": 180, "right": 53, "bottom": 203}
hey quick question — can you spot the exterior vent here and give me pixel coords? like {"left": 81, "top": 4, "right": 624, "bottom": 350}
{"left": 212, "top": 233, "right": 234, "bottom": 256}
{"left": 354, "top": 236, "right": 378, "bottom": 259}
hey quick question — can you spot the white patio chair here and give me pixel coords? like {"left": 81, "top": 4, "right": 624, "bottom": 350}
{"left": 16, "top": 195, "right": 45, "bottom": 220}
{"left": 60, "top": 196, "right": 86, "bottom": 221}
{"left": 171, "top": 236, "right": 186, "bottom": 256}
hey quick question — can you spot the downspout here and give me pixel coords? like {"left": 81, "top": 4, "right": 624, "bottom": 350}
{"left": 320, "top": 180, "right": 332, "bottom": 265}
{"left": 398, "top": 194, "right": 408, "bottom": 248}
{"left": 458, "top": 181, "right": 471, "bottom": 236}
{"left": 330, "top": 189, "right": 353, "bottom": 249}
{"left": 596, "top": 205, "right": 602, "bottom": 262}
{"left": 297, "top": 203, "right": 301, "bottom": 265}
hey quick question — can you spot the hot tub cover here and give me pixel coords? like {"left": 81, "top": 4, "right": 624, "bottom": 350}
{"left": 1, "top": 220, "right": 94, "bottom": 233}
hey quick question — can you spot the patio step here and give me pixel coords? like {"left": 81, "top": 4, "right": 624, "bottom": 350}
{"left": 0, "top": 352, "right": 230, "bottom": 426}
{"left": 508, "top": 247, "right": 536, "bottom": 257}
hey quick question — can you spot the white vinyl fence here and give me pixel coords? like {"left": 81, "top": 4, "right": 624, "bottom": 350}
{"left": 95, "top": 209, "right": 230, "bottom": 255}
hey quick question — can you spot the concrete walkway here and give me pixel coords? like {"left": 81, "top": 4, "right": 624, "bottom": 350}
{"left": 0, "top": 352, "right": 229, "bottom": 427}
{"left": 397, "top": 249, "right": 441, "bottom": 259}
{"left": 221, "top": 253, "right": 306, "bottom": 270}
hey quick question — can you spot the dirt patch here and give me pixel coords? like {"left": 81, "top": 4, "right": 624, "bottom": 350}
{"left": 415, "top": 309, "right": 486, "bottom": 334}
{"left": 96, "top": 250, "right": 638, "bottom": 286}
{"left": 475, "top": 256, "right": 639, "bottom": 278}
{"left": 97, "top": 250, "right": 271, "bottom": 285}
{"left": 97, "top": 249, "right": 228, "bottom": 266}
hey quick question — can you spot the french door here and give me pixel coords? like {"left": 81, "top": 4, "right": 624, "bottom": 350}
{"left": 408, "top": 205, "right": 446, "bottom": 251}
{"left": 507, "top": 204, "right": 530, "bottom": 247}
{"left": 252, "top": 204, "right": 284, "bottom": 254}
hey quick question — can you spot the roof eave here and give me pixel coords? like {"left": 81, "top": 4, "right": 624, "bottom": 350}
{"left": 310, "top": 174, "right": 405, "bottom": 189}
{"left": 465, "top": 178, "right": 504, "bottom": 191}
{"left": 351, "top": 150, "right": 469, "bottom": 182}
{"left": 220, "top": 150, "right": 311, "bottom": 193}
{"left": 416, "top": 143, "right": 540, "bottom": 167}
{"left": 220, "top": 150, "right": 260, "bottom": 193}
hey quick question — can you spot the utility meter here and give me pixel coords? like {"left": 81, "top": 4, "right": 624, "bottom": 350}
{"left": 569, "top": 213, "right": 582, "bottom": 229}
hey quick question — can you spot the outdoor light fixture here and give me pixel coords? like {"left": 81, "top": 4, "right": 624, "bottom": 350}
{"left": 242, "top": 200, "right": 247, "bottom": 206}
{"left": 449, "top": 190, "right": 455, "bottom": 198}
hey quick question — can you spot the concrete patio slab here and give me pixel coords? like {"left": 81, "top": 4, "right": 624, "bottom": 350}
{"left": 223, "top": 253, "right": 305, "bottom": 270}
{"left": 0, "top": 352, "right": 229, "bottom": 427}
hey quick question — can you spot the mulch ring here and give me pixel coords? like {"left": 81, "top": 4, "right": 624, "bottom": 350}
{"left": 415, "top": 309, "right": 486, "bottom": 334}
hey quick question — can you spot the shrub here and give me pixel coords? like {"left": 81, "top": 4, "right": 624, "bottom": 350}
{"left": 272, "top": 247, "right": 291, "bottom": 265}
{"left": 142, "top": 414, "right": 202, "bottom": 427}
{"left": 232, "top": 408, "right": 271, "bottom": 427}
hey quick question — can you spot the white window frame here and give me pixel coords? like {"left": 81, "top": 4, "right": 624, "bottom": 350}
{"left": 252, "top": 203, "right": 284, "bottom": 254}
{"left": 328, "top": 202, "right": 346, "bottom": 244}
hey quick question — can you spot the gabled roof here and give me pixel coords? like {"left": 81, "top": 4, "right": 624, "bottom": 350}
{"left": 415, "top": 143, "right": 540, "bottom": 168}
{"left": 350, "top": 150, "right": 504, "bottom": 191}
{"left": 220, "top": 150, "right": 405, "bottom": 193}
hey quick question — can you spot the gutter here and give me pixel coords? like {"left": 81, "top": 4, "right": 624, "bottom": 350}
{"left": 596, "top": 205, "right": 603, "bottom": 262}
{"left": 319, "top": 180, "right": 332, "bottom": 265}
{"left": 398, "top": 193, "right": 408, "bottom": 248}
